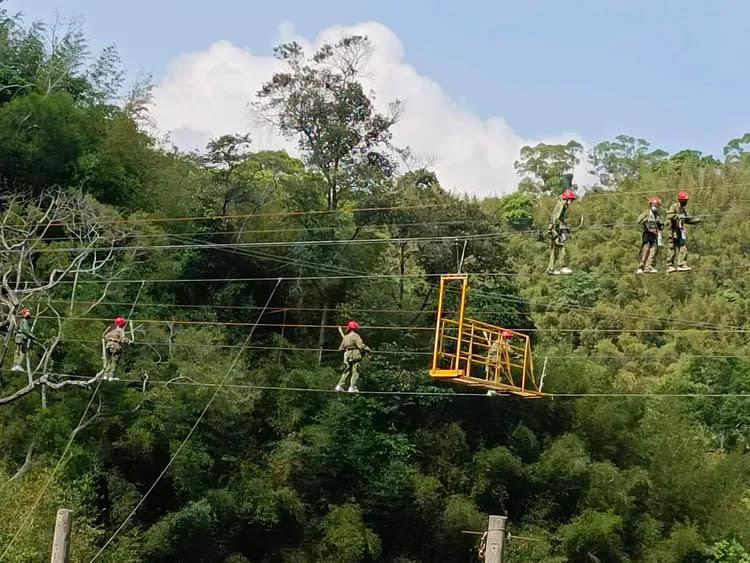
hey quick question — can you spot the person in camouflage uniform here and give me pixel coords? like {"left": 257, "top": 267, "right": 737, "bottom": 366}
{"left": 547, "top": 182, "right": 577, "bottom": 275}
{"left": 666, "top": 191, "right": 701, "bottom": 272}
{"left": 11, "top": 307, "right": 33, "bottom": 372}
{"left": 636, "top": 197, "right": 664, "bottom": 274}
{"left": 486, "top": 329, "right": 513, "bottom": 379}
{"left": 102, "top": 316, "right": 129, "bottom": 380}
{"left": 335, "top": 320, "right": 372, "bottom": 393}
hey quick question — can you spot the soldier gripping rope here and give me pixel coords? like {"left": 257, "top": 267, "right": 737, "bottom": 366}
{"left": 486, "top": 329, "right": 513, "bottom": 379}
{"left": 11, "top": 307, "right": 34, "bottom": 372}
{"left": 636, "top": 197, "right": 664, "bottom": 274}
{"left": 547, "top": 180, "right": 577, "bottom": 275}
{"left": 666, "top": 191, "right": 701, "bottom": 273}
{"left": 102, "top": 316, "right": 129, "bottom": 380}
{"left": 335, "top": 320, "right": 372, "bottom": 393}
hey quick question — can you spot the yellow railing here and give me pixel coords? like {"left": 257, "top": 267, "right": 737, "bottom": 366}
{"left": 429, "top": 274, "right": 544, "bottom": 398}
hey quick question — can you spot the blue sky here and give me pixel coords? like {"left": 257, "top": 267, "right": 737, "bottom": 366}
{"left": 7, "top": 0, "right": 750, "bottom": 161}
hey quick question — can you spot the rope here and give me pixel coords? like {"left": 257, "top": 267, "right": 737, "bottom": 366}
{"left": 0, "top": 380, "right": 103, "bottom": 561}
{"left": 22, "top": 372, "right": 750, "bottom": 400}
{"left": 51, "top": 203, "right": 456, "bottom": 226}
{"left": 25, "top": 314, "right": 750, "bottom": 333}
{"left": 89, "top": 279, "right": 282, "bottom": 561}
{"left": 5, "top": 231, "right": 512, "bottom": 254}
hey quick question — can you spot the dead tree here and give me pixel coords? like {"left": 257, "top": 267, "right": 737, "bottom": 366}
{"left": 0, "top": 190, "right": 133, "bottom": 405}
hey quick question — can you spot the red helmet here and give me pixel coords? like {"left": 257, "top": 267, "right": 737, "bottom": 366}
{"left": 346, "top": 320, "right": 359, "bottom": 331}
{"left": 677, "top": 191, "right": 689, "bottom": 201}
{"left": 501, "top": 329, "right": 513, "bottom": 339}
{"left": 649, "top": 197, "right": 661, "bottom": 206}
{"left": 561, "top": 189, "right": 576, "bottom": 201}
{"left": 19, "top": 307, "right": 30, "bottom": 317}
{"left": 113, "top": 316, "right": 126, "bottom": 327}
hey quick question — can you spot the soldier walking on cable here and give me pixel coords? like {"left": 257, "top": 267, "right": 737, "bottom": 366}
{"left": 547, "top": 183, "right": 577, "bottom": 275}
{"left": 636, "top": 197, "right": 664, "bottom": 274}
{"left": 102, "top": 316, "right": 129, "bottom": 380}
{"left": 335, "top": 320, "right": 372, "bottom": 393}
{"left": 666, "top": 191, "right": 701, "bottom": 273}
{"left": 11, "top": 307, "right": 34, "bottom": 372}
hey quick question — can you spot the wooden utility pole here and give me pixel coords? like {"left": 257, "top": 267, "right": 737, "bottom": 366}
{"left": 484, "top": 515, "right": 507, "bottom": 563}
{"left": 50, "top": 509, "right": 72, "bottom": 563}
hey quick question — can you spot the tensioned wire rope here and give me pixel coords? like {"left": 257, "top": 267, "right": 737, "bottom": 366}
{"left": 160, "top": 231, "right": 748, "bottom": 333}
{"left": 22, "top": 239, "right": 750, "bottom": 334}
{"left": 88, "top": 278, "right": 283, "bottom": 562}
{"left": 14, "top": 232, "right": 746, "bottom": 337}
{"left": 26, "top": 315, "right": 750, "bottom": 333}
{"left": 24, "top": 207, "right": 750, "bottom": 243}
{"left": 24, "top": 261, "right": 750, "bottom": 286}
{"left": 20, "top": 177, "right": 750, "bottom": 229}
{"left": 11, "top": 210, "right": 750, "bottom": 254}
{"left": 0, "top": 380, "right": 104, "bottom": 561}
{"left": 8, "top": 209, "right": 748, "bottom": 394}
{"left": 37, "top": 296, "right": 738, "bottom": 331}
{"left": 4, "top": 231, "right": 739, "bottom": 397}
{"left": 11, "top": 371, "right": 750, "bottom": 400}
{"left": 32, "top": 270, "right": 750, "bottom": 332}
{"left": 6, "top": 344, "right": 750, "bottom": 361}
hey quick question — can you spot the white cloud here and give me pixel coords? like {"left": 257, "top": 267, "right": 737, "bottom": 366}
{"left": 151, "top": 21, "right": 590, "bottom": 196}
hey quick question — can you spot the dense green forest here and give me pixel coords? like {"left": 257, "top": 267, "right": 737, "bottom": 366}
{"left": 2, "top": 7, "right": 750, "bottom": 562}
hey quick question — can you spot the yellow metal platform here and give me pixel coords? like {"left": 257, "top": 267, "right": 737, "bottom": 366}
{"left": 429, "top": 274, "right": 546, "bottom": 398}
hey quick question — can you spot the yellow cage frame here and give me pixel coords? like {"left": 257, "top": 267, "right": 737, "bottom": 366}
{"left": 429, "top": 274, "right": 545, "bottom": 398}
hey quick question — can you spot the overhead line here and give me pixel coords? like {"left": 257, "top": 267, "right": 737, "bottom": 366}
{"left": 37, "top": 315, "right": 750, "bottom": 333}
{"left": 0, "top": 380, "right": 103, "bottom": 560}
{"left": 89, "top": 279, "right": 283, "bottom": 561}
{"left": 31, "top": 372, "right": 750, "bottom": 399}
{"left": 63, "top": 203, "right": 455, "bottom": 227}
{"left": 50, "top": 341, "right": 750, "bottom": 360}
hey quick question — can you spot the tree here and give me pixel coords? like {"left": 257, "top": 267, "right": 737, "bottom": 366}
{"left": 587, "top": 135, "right": 667, "bottom": 187}
{"left": 514, "top": 140, "right": 583, "bottom": 195}
{"left": 0, "top": 190, "right": 131, "bottom": 406}
{"left": 255, "top": 35, "right": 402, "bottom": 211}
{"left": 559, "top": 510, "right": 627, "bottom": 563}
{"left": 723, "top": 134, "right": 750, "bottom": 164}
{"left": 200, "top": 133, "right": 254, "bottom": 216}
{"left": 712, "top": 539, "right": 750, "bottom": 563}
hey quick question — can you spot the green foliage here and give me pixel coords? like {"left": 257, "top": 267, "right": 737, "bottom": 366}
{"left": 712, "top": 539, "right": 750, "bottom": 563}
{"left": 255, "top": 36, "right": 401, "bottom": 211}
{"left": 588, "top": 135, "right": 667, "bottom": 186}
{"left": 514, "top": 140, "right": 583, "bottom": 195}
{"left": 560, "top": 510, "right": 626, "bottom": 562}
{"left": 2, "top": 12, "right": 750, "bottom": 562}
{"left": 317, "top": 504, "right": 381, "bottom": 563}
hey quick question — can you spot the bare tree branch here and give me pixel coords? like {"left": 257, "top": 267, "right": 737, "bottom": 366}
{"left": 9, "top": 443, "right": 35, "bottom": 482}
{"left": 0, "top": 191, "right": 133, "bottom": 406}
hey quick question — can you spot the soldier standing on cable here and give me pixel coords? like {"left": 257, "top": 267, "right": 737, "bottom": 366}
{"left": 666, "top": 191, "right": 701, "bottom": 273}
{"left": 11, "top": 307, "right": 34, "bottom": 372}
{"left": 102, "top": 316, "right": 129, "bottom": 380}
{"left": 547, "top": 184, "right": 577, "bottom": 275}
{"left": 636, "top": 197, "right": 664, "bottom": 274}
{"left": 335, "top": 320, "right": 372, "bottom": 393}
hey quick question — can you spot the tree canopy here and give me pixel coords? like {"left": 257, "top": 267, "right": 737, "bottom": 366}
{"left": 1, "top": 9, "right": 750, "bottom": 563}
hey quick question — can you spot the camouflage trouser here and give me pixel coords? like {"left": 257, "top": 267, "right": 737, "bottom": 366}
{"left": 13, "top": 340, "right": 28, "bottom": 367}
{"left": 667, "top": 235, "right": 688, "bottom": 268}
{"left": 548, "top": 235, "right": 567, "bottom": 271}
{"left": 638, "top": 232, "right": 659, "bottom": 270}
{"left": 103, "top": 346, "right": 120, "bottom": 376}
{"left": 338, "top": 359, "right": 360, "bottom": 388}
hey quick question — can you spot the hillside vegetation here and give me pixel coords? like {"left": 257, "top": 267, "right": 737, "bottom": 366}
{"left": 2, "top": 8, "right": 750, "bottom": 562}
